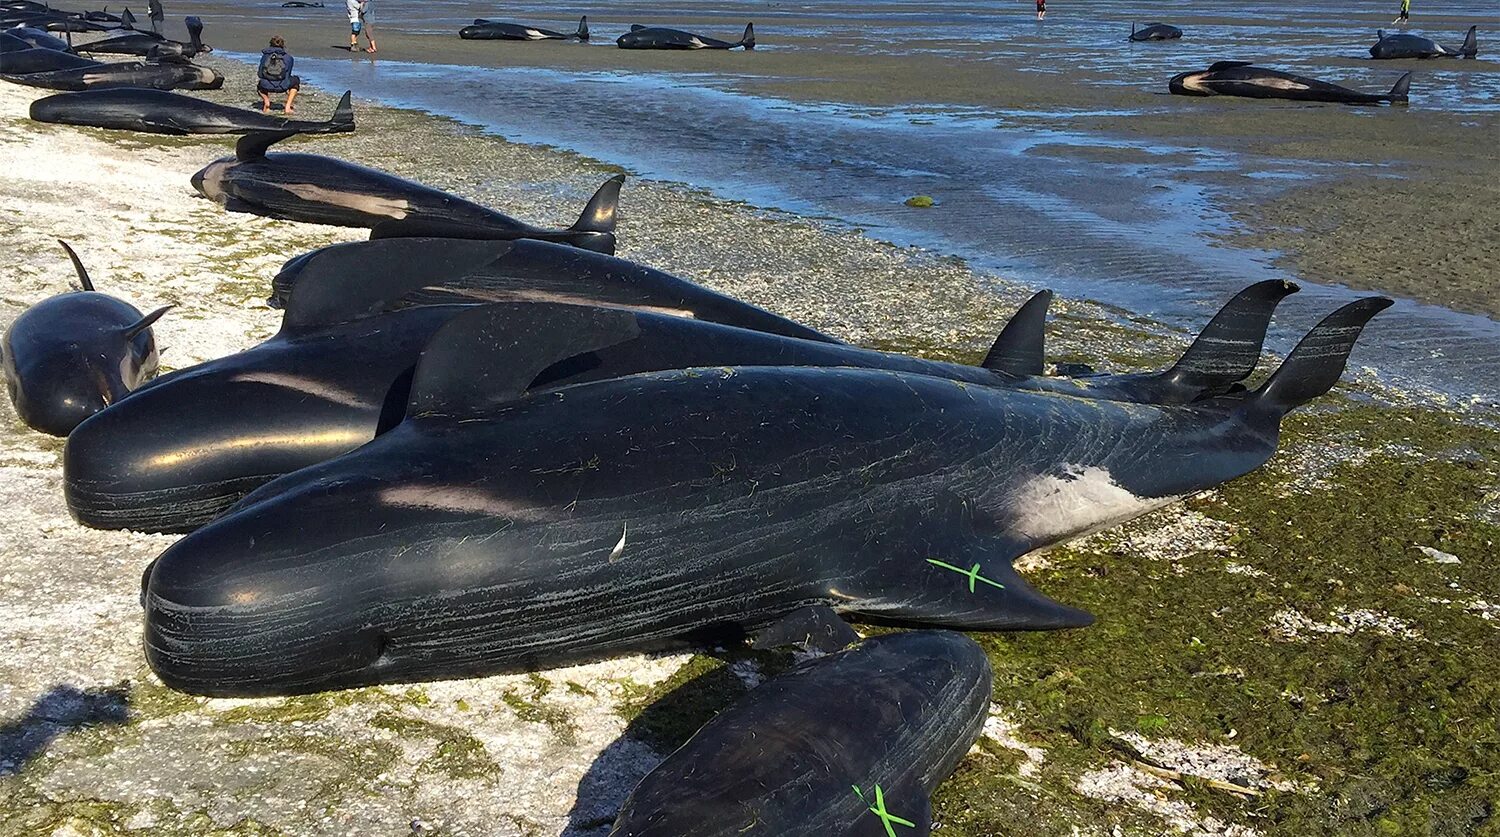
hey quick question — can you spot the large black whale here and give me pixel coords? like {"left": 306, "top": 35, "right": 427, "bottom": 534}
{"left": 0, "top": 52, "right": 223, "bottom": 90}
{"left": 460, "top": 15, "right": 588, "bottom": 41}
{"left": 30, "top": 88, "right": 355, "bottom": 135}
{"left": 74, "top": 15, "right": 208, "bottom": 57}
{"left": 616, "top": 23, "right": 753, "bottom": 50}
{"left": 192, "top": 132, "right": 622, "bottom": 253}
{"left": 1370, "top": 25, "right": 1477, "bottom": 59}
{"left": 611, "top": 631, "right": 991, "bottom": 837}
{"left": 2, "top": 242, "right": 169, "bottom": 436}
{"left": 140, "top": 296, "right": 1388, "bottom": 695}
{"left": 1170, "top": 61, "right": 1411, "bottom": 105}
{"left": 1130, "top": 22, "right": 1182, "bottom": 41}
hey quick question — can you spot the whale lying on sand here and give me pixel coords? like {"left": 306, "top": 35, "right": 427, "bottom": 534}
{"left": 139, "top": 294, "right": 1387, "bottom": 695}
{"left": 2, "top": 242, "right": 169, "bottom": 436}
{"left": 1371, "top": 25, "right": 1477, "bottom": 59}
{"left": 75, "top": 15, "right": 208, "bottom": 57}
{"left": 192, "top": 132, "right": 623, "bottom": 253}
{"left": 31, "top": 88, "right": 354, "bottom": 135}
{"left": 0, "top": 44, "right": 98, "bottom": 73}
{"left": 1170, "top": 62, "right": 1410, "bottom": 105}
{"left": 617, "top": 23, "right": 753, "bottom": 50}
{"left": 612, "top": 631, "right": 991, "bottom": 837}
{"left": 0, "top": 53, "right": 223, "bottom": 91}
{"left": 460, "top": 15, "right": 588, "bottom": 41}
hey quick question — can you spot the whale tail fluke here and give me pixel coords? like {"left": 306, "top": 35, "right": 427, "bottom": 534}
{"left": 982, "top": 290, "right": 1052, "bottom": 376}
{"left": 1157, "top": 279, "right": 1300, "bottom": 399}
{"left": 575, "top": 15, "right": 589, "bottom": 40}
{"left": 1249, "top": 297, "right": 1392, "bottom": 420}
{"left": 739, "top": 22, "right": 754, "bottom": 49}
{"left": 1387, "top": 72, "right": 1411, "bottom": 103}
{"left": 1459, "top": 25, "right": 1478, "bottom": 57}
{"left": 58, "top": 240, "right": 94, "bottom": 292}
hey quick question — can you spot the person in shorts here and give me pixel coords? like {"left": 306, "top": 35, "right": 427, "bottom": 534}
{"left": 257, "top": 35, "right": 300, "bottom": 114}
{"left": 1036, "top": 0, "right": 1046, "bottom": 20}
{"left": 347, "top": 0, "right": 377, "bottom": 53}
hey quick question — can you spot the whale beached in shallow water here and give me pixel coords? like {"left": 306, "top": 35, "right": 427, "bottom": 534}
{"left": 63, "top": 237, "right": 836, "bottom": 533}
{"left": 139, "top": 295, "right": 1387, "bottom": 695}
{"left": 1370, "top": 25, "right": 1478, "bottom": 59}
{"left": 30, "top": 88, "right": 354, "bottom": 135}
{"left": 74, "top": 15, "right": 207, "bottom": 57}
{"left": 1130, "top": 22, "right": 1182, "bottom": 41}
{"left": 616, "top": 23, "right": 753, "bottom": 50}
{"left": 192, "top": 132, "right": 623, "bottom": 253}
{"left": 611, "top": 631, "right": 990, "bottom": 837}
{"left": 1169, "top": 62, "right": 1411, "bottom": 105}
{"left": 460, "top": 15, "right": 587, "bottom": 41}
{"left": 280, "top": 2, "right": 325, "bottom": 7}
{"left": 2, "top": 242, "right": 169, "bottom": 436}
{"left": 0, "top": 51, "right": 222, "bottom": 90}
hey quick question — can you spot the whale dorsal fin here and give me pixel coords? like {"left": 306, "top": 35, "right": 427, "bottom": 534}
{"left": 1208, "top": 60, "right": 1254, "bottom": 70}
{"left": 235, "top": 130, "right": 297, "bottom": 161}
{"left": 281, "top": 239, "right": 512, "bottom": 331}
{"left": 630, "top": 24, "right": 646, "bottom": 31}
{"left": 58, "top": 240, "right": 94, "bottom": 292}
{"left": 405, "top": 302, "right": 642, "bottom": 420}
{"left": 982, "top": 290, "right": 1052, "bottom": 375}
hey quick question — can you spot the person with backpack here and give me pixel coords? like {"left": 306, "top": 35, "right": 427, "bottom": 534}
{"left": 257, "top": 35, "right": 301, "bottom": 114}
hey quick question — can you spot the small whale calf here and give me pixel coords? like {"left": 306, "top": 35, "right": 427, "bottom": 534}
{"left": 460, "top": 15, "right": 588, "bottom": 41}
{"left": 30, "top": 88, "right": 355, "bottom": 136}
{"left": 2, "top": 242, "right": 169, "bottom": 436}
{"left": 139, "top": 292, "right": 1385, "bottom": 694}
{"left": 1170, "top": 61, "right": 1411, "bottom": 105}
{"left": 617, "top": 22, "right": 754, "bottom": 50}
{"left": 192, "top": 132, "right": 622, "bottom": 253}
{"left": 1370, "top": 25, "right": 1477, "bottom": 59}
{"left": 1130, "top": 22, "right": 1182, "bottom": 41}
{"left": 611, "top": 631, "right": 991, "bottom": 837}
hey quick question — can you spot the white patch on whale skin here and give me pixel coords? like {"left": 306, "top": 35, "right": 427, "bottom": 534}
{"left": 608, "top": 523, "right": 627, "bottom": 562}
{"left": 378, "top": 485, "right": 558, "bottom": 522}
{"left": 274, "top": 182, "right": 411, "bottom": 219}
{"left": 225, "top": 371, "right": 374, "bottom": 408}
{"left": 1254, "top": 77, "right": 1311, "bottom": 91}
{"left": 688, "top": 37, "right": 707, "bottom": 48}
{"left": 422, "top": 287, "right": 698, "bottom": 319}
{"left": 1006, "top": 465, "right": 1179, "bottom": 545}
{"left": 524, "top": 29, "right": 545, "bottom": 39}
{"left": 1180, "top": 73, "right": 1214, "bottom": 94}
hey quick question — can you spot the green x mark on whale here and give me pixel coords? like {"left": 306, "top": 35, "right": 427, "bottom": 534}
{"left": 925, "top": 558, "right": 1006, "bottom": 593}
{"left": 852, "top": 784, "right": 916, "bottom": 837}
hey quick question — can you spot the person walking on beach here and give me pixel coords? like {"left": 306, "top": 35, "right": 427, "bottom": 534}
{"left": 1392, "top": 0, "right": 1410, "bottom": 25}
{"left": 1036, "top": 0, "right": 1046, "bottom": 20}
{"left": 347, "top": 0, "right": 377, "bottom": 53}
{"left": 256, "top": 35, "right": 300, "bottom": 114}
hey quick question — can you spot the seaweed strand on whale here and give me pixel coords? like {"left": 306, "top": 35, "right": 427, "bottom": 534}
{"left": 138, "top": 293, "right": 1388, "bottom": 696}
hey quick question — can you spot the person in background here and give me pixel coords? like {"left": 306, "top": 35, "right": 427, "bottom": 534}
{"left": 1393, "top": 0, "right": 1410, "bottom": 25}
{"left": 347, "top": 0, "right": 377, "bottom": 53}
{"left": 1036, "top": 0, "right": 1046, "bottom": 19}
{"left": 256, "top": 35, "right": 300, "bottom": 114}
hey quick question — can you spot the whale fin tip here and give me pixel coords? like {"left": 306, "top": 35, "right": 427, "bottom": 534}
{"left": 58, "top": 240, "right": 93, "bottom": 292}
{"left": 123, "top": 304, "right": 173, "bottom": 340}
{"left": 1250, "top": 297, "right": 1392, "bottom": 418}
{"left": 751, "top": 605, "right": 859, "bottom": 654}
{"left": 982, "top": 289, "right": 1052, "bottom": 376}
{"left": 1156, "top": 279, "right": 1299, "bottom": 400}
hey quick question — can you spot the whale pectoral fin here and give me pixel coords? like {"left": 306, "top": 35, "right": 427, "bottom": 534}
{"left": 750, "top": 605, "right": 860, "bottom": 654}
{"left": 845, "top": 779, "right": 933, "bottom": 837}
{"left": 982, "top": 289, "right": 1052, "bottom": 376}
{"left": 406, "top": 302, "right": 644, "bottom": 420}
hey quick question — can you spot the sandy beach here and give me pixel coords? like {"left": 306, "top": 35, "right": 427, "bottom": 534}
{"left": 2, "top": 7, "right": 1499, "bottom": 837}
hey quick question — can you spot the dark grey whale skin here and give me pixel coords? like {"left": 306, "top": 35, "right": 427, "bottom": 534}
{"left": 140, "top": 285, "right": 1388, "bottom": 696}
{"left": 1169, "top": 62, "right": 1410, "bottom": 105}
{"left": 0, "top": 57, "right": 223, "bottom": 91}
{"left": 29, "top": 88, "right": 354, "bottom": 136}
{"left": 611, "top": 631, "right": 991, "bottom": 837}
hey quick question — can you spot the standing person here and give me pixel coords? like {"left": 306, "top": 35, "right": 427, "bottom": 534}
{"left": 347, "top": 0, "right": 377, "bottom": 53}
{"left": 1392, "top": 0, "right": 1410, "bottom": 25}
{"left": 257, "top": 35, "right": 301, "bottom": 114}
{"left": 1036, "top": 0, "right": 1046, "bottom": 19}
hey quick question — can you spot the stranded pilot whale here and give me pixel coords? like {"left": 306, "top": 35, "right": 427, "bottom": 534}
{"left": 0, "top": 51, "right": 223, "bottom": 90}
{"left": 1130, "top": 22, "right": 1182, "bottom": 41}
{"left": 31, "top": 88, "right": 354, "bottom": 135}
{"left": 75, "top": 15, "right": 208, "bottom": 57}
{"left": 139, "top": 295, "right": 1388, "bottom": 695}
{"left": 610, "top": 631, "right": 990, "bottom": 837}
{"left": 1170, "top": 62, "right": 1411, "bottom": 105}
{"left": 1371, "top": 25, "right": 1478, "bottom": 59}
{"left": 460, "top": 15, "right": 588, "bottom": 41}
{"left": 617, "top": 22, "right": 754, "bottom": 50}
{"left": 2, "top": 242, "right": 169, "bottom": 436}
{"left": 192, "top": 132, "right": 622, "bottom": 254}
{"left": 63, "top": 237, "right": 837, "bottom": 533}
{"left": 0, "top": 45, "right": 98, "bottom": 73}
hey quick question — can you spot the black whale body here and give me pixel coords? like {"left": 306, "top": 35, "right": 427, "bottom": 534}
{"left": 611, "top": 631, "right": 991, "bottom": 837}
{"left": 192, "top": 132, "right": 622, "bottom": 254}
{"left": 1169, "top": 61, "right": 1411, "bottom": 105}
{"left": 140, "top": 296, "right": 1388, "bottom": 695}
{"left": 0, "top": 54, "right": 223, "bottom": 90}
{"left": 1130, "top": 22, "right": 1182, "bottom": 41}
{"left": 0, "top": 44, "right": 98, "bottom": 73}
{"left": 75, "top": 15, "right": 207, "bottom": 57}
{"left": 616, "top": 22, "right": 753, "bottom": 50}
{"left": 1370, "top": 25, "right": 1477, "bottom": 59}
{"left": 460, "top": 15, "right": 587, "bottom": 41}
{"left": 30, "top": 88, "right": 355, "bottom": 135}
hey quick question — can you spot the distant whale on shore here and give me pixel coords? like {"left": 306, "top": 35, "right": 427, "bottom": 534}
{"left": 280, "top": 2, "right": 325, "bottom": 7}
{"left": 1131, "top": 22, "right": 1182, "bottom": 41}
{"left": 192, "top": 132, "right": 622, "bottom": 253}
{"left": 617, "top": 23, "right": 754, "bottom": 50}
{"left": 30, "top": 88, "right": 355, "bottom": 136}
{"left": 75, "top": 15, "right": 208, "bottom": 58}
{"left": 1170, "top": 62, "right": 1410, "bottom": 105}
{"left": 2, "top": 242, "right": 169, "bottom": 436}
{"left": 1370, "top": 25, "right": 1478, "bottom": 59}
{"left": 460, "top": 15, "right": 588, "bottom": 41}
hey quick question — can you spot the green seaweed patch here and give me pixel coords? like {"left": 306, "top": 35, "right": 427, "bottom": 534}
{"left": 930, "top": 402, "right": 1500, "bottom": 835}
{"left": 500, "top": 674, "right": 578, "bottom": 745}
{"left": 368, "top": 710, "right": 498, "bottom": 780}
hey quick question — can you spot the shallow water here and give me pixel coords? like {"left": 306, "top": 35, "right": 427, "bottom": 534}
{"left": 201, "top": 0, "right": 1500, "bottom": 403}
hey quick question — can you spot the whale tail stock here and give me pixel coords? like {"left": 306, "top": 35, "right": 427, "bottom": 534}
{"left": 1459, "top": 25, "right": 1478, "bottom": 57}
{"left": 1245, "top": 296, "right": 1392, "bottom": 422}
{"left": 367, "top": 175, "right": 623, "bottom": 254}
{"left": 739, "top": 22, "right": 754, "bottom": 49}
{"left": 575, "top": 15, "right": 589, "bottom": 40}
{"left": 1386, "top": 72, "right": 1411, "bottom": 103}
